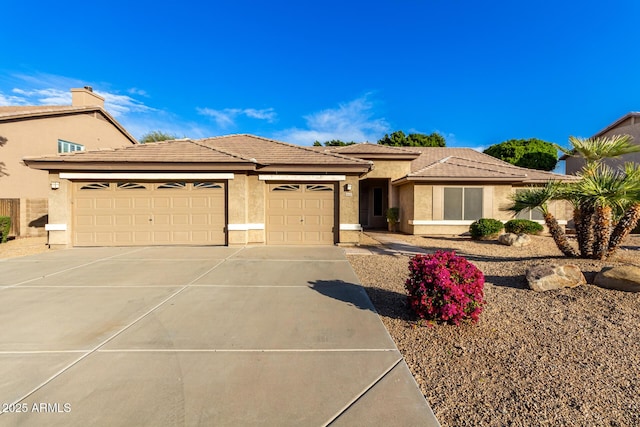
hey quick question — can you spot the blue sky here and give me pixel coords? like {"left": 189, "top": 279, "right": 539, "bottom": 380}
{"left": 1, "top": 0, "right": 639, "bottom": 155}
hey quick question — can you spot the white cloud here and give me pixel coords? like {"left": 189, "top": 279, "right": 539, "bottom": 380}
{"left": 12, "top": 87, "right": 70, "bottom": 105}
{"left": 97, "top": 91, "right": 156, "bottom": 117}
{"left": 197, "top": 107, "right": 277, "bottom": 128}
{"left": 274, "top": 95, "right": 390, "bottom": 145}
{"left": 0, "top": 91, "right": 28, "bottom": 106}
{"left": 127, "top": 87, "right": 148, "bottom": 97}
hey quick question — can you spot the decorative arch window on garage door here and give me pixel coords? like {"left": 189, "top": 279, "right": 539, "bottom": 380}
{"left": 116, "top": 182, "right": 147, "bottom": 190}
{"left": 193, "top": 182, "right": 222, "bottom": 189}
{"left": 79, "top": 182, "right": 110, "bottom": 190}
{"left": 157, "top": 182, "right": 186, "bottom": 189}
{"left": 272, "top": 184, "right": 300, "bottom": 192}
{"left": 306, "top": 184, "right": 333, "bottom": 192}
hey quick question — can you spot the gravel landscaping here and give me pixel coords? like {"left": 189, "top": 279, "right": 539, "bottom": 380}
{"left": 348, "top": 232, "right": 640, "bottom": 427}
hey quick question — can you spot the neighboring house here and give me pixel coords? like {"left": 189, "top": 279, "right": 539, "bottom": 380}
{"left": 565, "top": 112, "right": 640, "bottom": 175}
{"left": 0, "top": 87, "right": 137, "bottom": 237}
{"left": 24, "top": 135, "right": 574, "bottom": 248}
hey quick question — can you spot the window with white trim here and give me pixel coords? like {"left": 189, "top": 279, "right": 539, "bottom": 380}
{"left": 443, "top": 187, "right": 483, "bottom": 220}
{"left": 514, "top": 190, "right": 544, "bottom": 220}
{"left": 58, "top": 139, "right": 85, "bottom": 153}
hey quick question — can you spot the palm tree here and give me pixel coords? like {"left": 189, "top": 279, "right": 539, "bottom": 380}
{"left": 508, "top": 182, "right": 579, "bottom": 257}
{"left": 509, "top": 135, "right": 640, "bottom": 260}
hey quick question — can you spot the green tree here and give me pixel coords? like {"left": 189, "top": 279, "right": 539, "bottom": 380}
{"left": 508, "top": 134, "right": 640, "bottom": 260}
{"left": 378, "top": 131, "right": 445, "bottom": 147}
{"left": 139, "top": 130, "right": 179, "bottom": 143}
{"left": 483, "top": 138, "right": 558, "bottom": 171}
{"left": 313, "top": 140, "right": 356, "bottom": 146}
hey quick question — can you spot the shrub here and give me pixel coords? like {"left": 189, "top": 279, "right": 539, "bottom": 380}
{"left": 0, "top": 216, "right": 10, "bottom": 243}
{"left": 469, "top": 218, "right": 504, "bottom": 240}
{"left": 504, "top": 219, "right": 543, "bottom": 235}
{"left": 405, "top": 251, "right": 485, "bottom": 325}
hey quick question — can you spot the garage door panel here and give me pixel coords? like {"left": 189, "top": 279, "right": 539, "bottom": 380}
{"left": 96, "top": 199, "right": 113, "bottom": 209}
{"left": 172, "top": 214, "right": 189, "bottom": 225}
{"left": 267, "top": 182, "right": 334, "bottom": 245}
{"left": 74, "top": 182, "right": 226, "bottom": 246}
{"left": 191, "top": 197, "right": 209, "bottom": 208}
{"left": 95, "top": 215, "right": 113, "bottom": 226}
{"left": 192, "top": 214, "right": 208, "bottom": 225}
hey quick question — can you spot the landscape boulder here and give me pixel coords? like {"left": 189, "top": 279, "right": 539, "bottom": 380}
{"left": 525, "top": 264, "right": 586, "bottom": 292}
{"left": 498, "top": 233, "right": 532, "bottom": 247}
{"left": 594, "top": 265, "right": 640, "bottom": 293}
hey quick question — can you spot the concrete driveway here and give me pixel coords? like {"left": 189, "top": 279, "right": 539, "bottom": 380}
{"left": 0, "top": 246, "right": 438, "bottom": 426}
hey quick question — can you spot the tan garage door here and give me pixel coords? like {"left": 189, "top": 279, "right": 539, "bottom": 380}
{"left": 73, "top": 181, "right": 226, "bottom": 246}
{"left": 266, "top": 183, "right": 335, "bottom": 245}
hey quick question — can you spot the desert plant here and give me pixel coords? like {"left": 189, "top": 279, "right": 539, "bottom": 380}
{"left": 405, "top": 251, "right": 485, "bottom": 325}
{"left": 509, "top": 135, "right": 640, "bottom": 259}
{"left": 469, "top": 218, "right": 504, "bottom": 240}
{"left": 386, "top": 207, "right": 400, "bottom": 231}
{"left": 0, "top": 216, "right": 11, "bottom": 243}
{"left": 504, "top": 219, "right": 543, "bottom": 235}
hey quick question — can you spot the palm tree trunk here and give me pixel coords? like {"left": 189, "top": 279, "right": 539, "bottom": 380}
{"left": 574, "top": 204, "right": 595, "bottom": 258}
{"left": 544, "top": 213, "right": 578, "bottom": 257}
{"left": 607, "top": 203, "right": 640, "bottom": 257}
{"left": 593, "top": 205, "right": 612, "bottom": 260}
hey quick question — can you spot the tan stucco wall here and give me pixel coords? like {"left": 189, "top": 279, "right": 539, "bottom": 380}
{"left": 408, "top": 183, "right": 573, "bottom": 236}
{"left": 46, "top": 174, "right": 73, "bottom": 247}
{"left": 339, "top": 175, "right": 360, "bottom": 244}
{"left": 363, "top": 159, "right": 412, "bottom": 181}
{"left": 0, "top": 113, "right": 134, "bottom": 236}
{"left": 397, "top": 183, "right": 415, "bottom": 234}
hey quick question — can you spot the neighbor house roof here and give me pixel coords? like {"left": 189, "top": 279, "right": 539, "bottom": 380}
{"left": 0, "top": 105, "right": 138, "bottom": 145}
{"left": 24, "top": 135, "right": 372, "bottom": 174}
{"left": 591, "top": 112, "right": 640, "bottom": 139}
{"left": 393, "top": 147, "right": 576, "bottom": 184}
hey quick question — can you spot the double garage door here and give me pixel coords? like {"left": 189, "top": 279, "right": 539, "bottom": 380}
{"left": 73, "top": 181, "right": 226, "bottom": 246}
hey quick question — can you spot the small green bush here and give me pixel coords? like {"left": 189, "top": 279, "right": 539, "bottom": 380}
{"left": 469, "top": 218, "right": 504, "bottom": 240}
{"left": 0, "top": 216, "right": 11, "bottom": 243}
{"left": 505, "top": 219, "right": 543, "bottom": 235}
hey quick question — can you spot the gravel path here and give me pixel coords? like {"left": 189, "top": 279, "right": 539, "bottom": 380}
{"left": 0, "top": 236, "right": 48, "bottom": 259}
{"left": 348, "top": 233, "right": 640, "bottom": 427}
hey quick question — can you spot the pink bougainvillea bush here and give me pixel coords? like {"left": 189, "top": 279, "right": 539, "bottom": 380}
{"left": 405, "top": 251, "right": 485, "bottom": 325}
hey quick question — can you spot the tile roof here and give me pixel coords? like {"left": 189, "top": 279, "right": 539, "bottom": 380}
{"left": 198, "top": 134, "right": 371, "bottom": 166}
{"left": 0, "top": 105, "right": 138, "bottom": 145}
{"left": 325, "top": 143, "right": 420, "bottom": 155}
{"left": 24, "top": 139, "right": 254, "bottom": 164}
{"left": 24, "top": 135, "right": 372, "bottom": 173}
{"left": 401, "top": 147, "right": 575, "bottom": 183}
{"left": 0, "top": 105, "right": 96, "bottom": 118}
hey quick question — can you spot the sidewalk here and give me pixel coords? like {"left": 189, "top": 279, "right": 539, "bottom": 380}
{"left": 344, "top": 231, "right": 430, "bottom": 256}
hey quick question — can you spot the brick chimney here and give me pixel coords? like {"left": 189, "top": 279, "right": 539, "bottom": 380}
{"left": 71, "top": 86, "right": 105, "bottom": 108}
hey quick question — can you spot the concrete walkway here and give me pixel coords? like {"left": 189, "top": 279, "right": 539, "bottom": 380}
{"left": 345, "top": 231, "right": 430, "bottom": 256}
{"left": 0, "top": 246, "right": 439, "bottom": 426}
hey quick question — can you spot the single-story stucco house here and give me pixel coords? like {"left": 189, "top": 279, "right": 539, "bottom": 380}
{"left": 0, "top": 87, "right": 137, "bottom": 237}
{"left": 24, "top": 134, "right": 574, "bottom": 248}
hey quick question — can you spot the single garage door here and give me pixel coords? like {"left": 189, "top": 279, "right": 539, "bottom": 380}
{"left": 266, "top": 182, "right": 335, "bottom": 245}
{"left": 73, "top": 181, "right": 226, "bottom": 246}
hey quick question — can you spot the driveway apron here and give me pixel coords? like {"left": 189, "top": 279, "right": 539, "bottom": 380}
{"left": 0, "top": 246, "right": 438, "bottom": 426}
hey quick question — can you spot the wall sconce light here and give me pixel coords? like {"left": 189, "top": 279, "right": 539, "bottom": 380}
{"left": 51, "top": 181, "right": 60, "bottom": 190}
{"left": 344, "top": 184, "right": 352, "bottom": 191}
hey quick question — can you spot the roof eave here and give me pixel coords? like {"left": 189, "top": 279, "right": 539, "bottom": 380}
{"left": 256, "top": 163, "right": 371, "bottom": 173}
{"left": 23, "top": 160, "right": 256, "bottom": 172}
